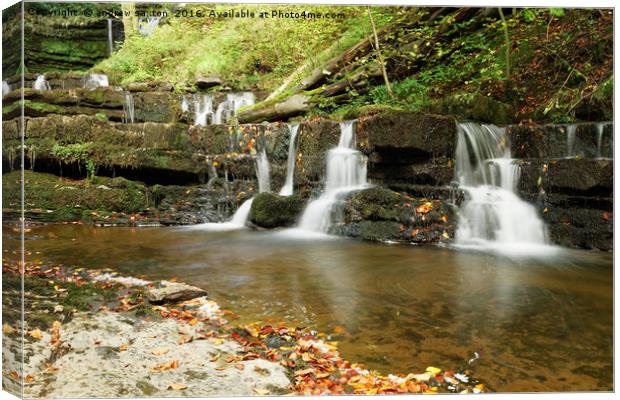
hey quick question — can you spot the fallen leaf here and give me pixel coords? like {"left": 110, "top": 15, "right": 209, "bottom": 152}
{"left": 235, "top": 363, "right": 245, "bottom": 370}
{"left": 168, "top": 383, "right": 187, "bottom": 390}
{"left": 151, "top": 347, "right": 169, "bottom": 356}
{"left": 253, "top": 388, "right": 270, "bottom": 395}
{"left": 119, "top": 344, "right": 128, "bottom": 352}
{"left": 426, "top": 366, "right": 441, "bottom": 375}
{"left": 150, "top": 359, "right": 179, "bottom": 372}
{"left": 189, "top": 318, "right": 199, "bottom": 326}
{"left": 3, "top": 324, "right": 15, "bottom": 334}
{"left": 25, "top": 374, "right": 34, "bottom": 382}
{"left": 53, "top": 305, "right": 64, "bottom": 313}
{"left": 50, "top": 321, "right": 61, "bottom": 346}
{"left": 10, "top": 371, "right": 18, "bottom": 380}
{"left": 28, "top": 329, "right": 43, "bottom": 340}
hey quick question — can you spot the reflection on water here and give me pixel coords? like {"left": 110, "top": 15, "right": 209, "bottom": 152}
{"left": 4, "top": 224, "right": 612, "bottom": 392}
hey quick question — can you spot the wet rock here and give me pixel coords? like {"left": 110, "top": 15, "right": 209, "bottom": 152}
{"left": 146, "top": 283, "right": 208, "bottom": 305}
{"left": 249, "top": 192, "right": 306, "bottom": 228}
{"left": 333, "top": 187, "right": 455, "bottom": 244}
{"left": 518, "top": 159, "right": 612, "bottom": 196}
{"left": 507, "top": 122, "right": 613, "bottom": 159}
{"left": 355, "top": 110, "right": 457, "bottom": 160}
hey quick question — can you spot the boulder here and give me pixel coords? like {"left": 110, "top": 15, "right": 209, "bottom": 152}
{"left": 249, "top": 192, "right": 306, "bottom": 228}
{"left": 146, "top": 282, "right": 208, "bottom": 305}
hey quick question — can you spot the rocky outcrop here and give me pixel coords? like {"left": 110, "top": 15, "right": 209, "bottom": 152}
{"left": 2, "top": 88, "right": 182, "bottom": 123}
{"left": 428, "top": 94, "right": 514, "bottom": 125}
{"left": 249, "top": 192, "right": 306, "bottom": 228}
{"left": 507, "top": 122, "right": 613, "bottom": 159}
{"left": 331, "top": 187, "right": 455, "bottom": 244}
{"left": 518, "top": 158, "right": 613, "bottom": 250}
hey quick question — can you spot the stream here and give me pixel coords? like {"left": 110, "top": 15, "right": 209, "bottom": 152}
{"left": 4, "top": 223, "right": 612, "bottom": 392}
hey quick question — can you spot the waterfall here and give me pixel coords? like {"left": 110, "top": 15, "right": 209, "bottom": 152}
{"left": 279, "top": 124, "right": 300, "bottom": 196}
{"left": 194, "top": 94, "right": 214, "bottom": 126}
{"left": 83, "top": 74, "right": 109, "bottom": 89}
{"left": 33, "top": 75, "right": 50, "bottom": 90}
{"left": 187, "top": 148, "right": 271, "bottom": 231}
{"left": 107, "top": 19, "right": 114, "bottom": 56}
{"left": 454, "top": 122, "right": 549, "bottom": 251}
{"left": 566, "top": 124, "right": 577, "bottom": 157}
{"left": 214, "top": 92, "right": 255, "bottom": 124}
{"left": 2, "top": 80, "right": 10, "bottom": 96}
{"left": 181, "top": 96, "right": 190, "bottom": 113}
{"left": 297, "top": 121, "right": 368, "bottom": 233}
{"left": 596, "top": 122, "right": 612, "bottom": 159}
{"left": 255, "top": 149, "right": 271, "bottom": 193}
{"left": 123, "top": 92, "right": 135, "bottom": 123}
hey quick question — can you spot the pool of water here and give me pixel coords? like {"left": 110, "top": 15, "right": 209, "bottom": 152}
{"left": 4, "top": 223, "right": 613, "bottom": 392}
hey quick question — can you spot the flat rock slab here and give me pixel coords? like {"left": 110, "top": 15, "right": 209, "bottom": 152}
{"left": 146, "top": 282, "right": 208, "bottom": 305}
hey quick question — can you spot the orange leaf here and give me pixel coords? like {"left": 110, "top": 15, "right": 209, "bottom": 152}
{"left": 168, "top": 383, "right": 187, "bottom": 390}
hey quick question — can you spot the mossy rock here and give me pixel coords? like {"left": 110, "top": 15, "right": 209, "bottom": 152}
{"left": 429, "top": 94, "right": 514, "bottom": 125}
{"left": 249, "top": 192, "right": 306, "bottom": 228}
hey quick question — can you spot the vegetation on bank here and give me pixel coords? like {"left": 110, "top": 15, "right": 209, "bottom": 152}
{"left": 96, "top": 4, "right": 393, "bottom": 91}
{"left": 93, "top": 6, "right": 612, "bottom": 123}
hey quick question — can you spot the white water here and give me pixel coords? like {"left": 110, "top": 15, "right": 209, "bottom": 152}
{"left": 214, "top": 92, "right": 255, "bottom": 124}
{"left": 255, "top": 149, "right": 271, "bottom": 193}
{"left": 107, "top": 19, "right": 114, "bottom": 56}
{"left": 279, "top": 124, "right": 300, "bottom": 196}
{"left": 83, "top": 73, "right": 109, "bottom": 89}
{"left": 181, "top": 96, "right": 190, "bottom": 113}
{"left": 188, "top": 148, "right": 271, "bottom": 231}
{"left": 2, "top": 80, "right": 10, "bottom": 96}
{"left": 191, "top": 92, "right": 255, "bottom": 125}
{"left": 297, "top": 121, "right": 368, "bottom": 233}
{"left": 123, "top": 92, "right": 135, "bottom": 123}
{"left": 566, "top": 124, "right": 577, "bottom": 157}
{"left": 194, "top": 94, "right": 214, "bottom": 126}
{"left": 33, "top": 75, "right": 50, "bottom": 90}
{"left": 596, "top": 122, "right": 612, "bottom": 159}
{"left": 454, "top": 122, "right": 550, "bottom": 254}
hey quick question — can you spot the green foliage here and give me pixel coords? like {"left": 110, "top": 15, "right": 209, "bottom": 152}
{"left": 96, "top": 5, "right": 393, "bottom": 91}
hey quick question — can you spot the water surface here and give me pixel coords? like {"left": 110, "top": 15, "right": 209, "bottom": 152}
{"left": 4, "top": 224, "right": 612, "bottom": 392}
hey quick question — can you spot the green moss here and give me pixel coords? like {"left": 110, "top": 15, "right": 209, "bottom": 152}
{"left": 2, "top": 171, "right": 150, "bottom": 221}
{"left": 249, "top": 192, "right": 306, "bottom": 228}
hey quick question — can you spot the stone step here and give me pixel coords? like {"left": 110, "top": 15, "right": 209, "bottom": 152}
{"left": 507, "top": 122, "right": 613, "bottom": 159}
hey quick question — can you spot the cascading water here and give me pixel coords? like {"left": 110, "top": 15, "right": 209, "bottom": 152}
{"left": 123, "top": 92, "right": 135, "bottom": 123}
{"left": 596, "top": 122, "right": 612, "bottom": 159}
{"left": 194, "top": 94, "right": 214, "bottom": 126}
{"left": 181, "top": 96, "right": 190, "bottom": 113}
{"left": 566, "top": 124, "right": 577, "bottom": 157}
{"left": 297, "top": 121, "right": 368, "bottom": 233}
{"left": 255, "top": 149, "right": 271, "bottom": 193}
{"left": 454, "top": 122, "right": 549, "bottom": 252}
{"left": 83, "top": 73, "right": 109, "bottom": 89}
{"left": 214, "top": 92, "right": 255, "bottom": 124}
{"left": 188, "top": 149, "right": 271, "bottom": 231}
{"left": 279, "top": 124, "right": 300, "bottom": 196}
{"left": 2, "top": 80, "right": 10, "bottom": 96}
{"left": 33, "top": 75, "right": 50, "bottom": 90}
{"left": 107, "top": 19, "right": 114, "bottom": 56}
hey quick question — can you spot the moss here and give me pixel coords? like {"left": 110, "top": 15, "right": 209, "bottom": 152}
{"left": 249, "top": 192, "right": 306, "bottom": 228}
{"left": 2, "top": 171, "right": 150, "bottom": 221}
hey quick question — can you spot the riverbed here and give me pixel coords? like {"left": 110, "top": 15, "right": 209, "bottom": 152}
{"left": 4, "top": 223, "right": 613, "bottom": 392}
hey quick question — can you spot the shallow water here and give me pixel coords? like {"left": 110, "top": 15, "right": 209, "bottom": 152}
{"left": 4, "top": 224, "right": 613, "bottom": 392}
